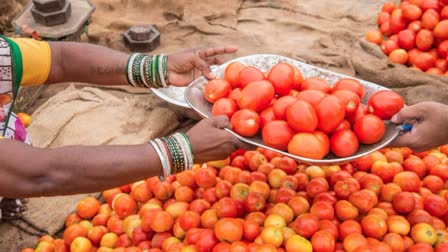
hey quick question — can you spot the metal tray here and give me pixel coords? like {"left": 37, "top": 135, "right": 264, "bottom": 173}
{"left": 185, "top": 54, "right": 401, "bottom": 166}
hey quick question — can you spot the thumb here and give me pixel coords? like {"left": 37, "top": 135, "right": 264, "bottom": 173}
{"left": 391, "top": 105, "right": 422, "bottom": 124}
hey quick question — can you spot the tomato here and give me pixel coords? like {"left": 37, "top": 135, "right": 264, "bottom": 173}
{"left": 238, "top": 80, "right": 275, "bottom": 112}
{"left": 365, "top": 30, "right": 383, "bottom": 45}
{"left": 212, "top": 98, "right": 239, "bottom": 118}
{"left": 204, "top": 79, "right": 232, "bottom": 103}
{"left": 408, "top": 20, "right": 422, "bottom": 32}
{"left": 393, "top": 171, "right": 422, "bottom": 192}
{"left": 415, "top": 29, "right": 434, "bottom": 51}
{"left": 215, "top": 218, "right": 243, "bottom": 243}
{"left": 70, "top": 237, "right": 92, "bottom": 252}
{"left": 301, "top": 77, "right": 331, "bottom": 93}
{"left": 414, "top": 52, "right": 436, "bottom": 70}
{"left": 296, "top": 90, "right": 328, "bottom": 108}
{"left": 367, "top": 90, "right": 405, "bottom": 120}
{"left": 347, "top": 103, "right": 367, "bottom": 125}
{"left": 267, "top": 63, "right": 295, "bottom": 96}
{"left": 382, "top": 2, "right": 396, "bottom": 14}
{"left": 434, "top": 20, "right": 448, "bottom": 39}
{"left": 389, "top": 48, "right": 409, "bottom": 64}
{"left": 311, "top": 230, "right": 335, "bottom": 252}
{"left": 398, "top": 29, "right": 416, "bottom": 50}
{"left": 310, "top": 201, "right": 334, "bottom": 220}
{"left": 331, "top": 78, "right": 365, "bottom": 99}
{"left": 378, "top": 12, "right": 390, "bottom": 26}
{"left": 392, "top": 191, "right": 415, "bottom": 213}
{"left": 423, "top": 194, "right": 448, "bottom": 217}
{"left": 288, "top": 213, "right": 319, "bottom": 239}
{"left": 77, "top": 197, "right": 101, "bottom": 219}
{"left": 381, "top": 21, "right": 393, "bottom": 36}
{"left": 343, "top": 233, "right": 367, "bottom": 252}
{"left": 273, "top": 96, "right": 298, "bottom": 120}
{"left": 293, "top": 67, "right": 304, "bottom": 90}
{"left": 261, "top": 121, "right": 295, "bottom": 151}
{"left": 316, "top": 95, "right": 345, "bottom": 133}
{"left": 426, "top": 67, "right": 443, "bottom": 75}
{"left": 361, "top": 214, "right": 387, "bottom": 239}
{"left": 330, "top": 129, "right": 359, "bottom": 158}
{"left": 421, "top": 9, "right": 440, "bottom": 30}
{"left": 353, "top": 114, "right": 386, "bottom": 144}
{"left": 306, "top": 177, "right": 329, "bottom": 198}
{"left": 225, "top": 62, "right": 245, "bottom": 88}
{"left": 402, "top": 4, "right": 423, "bottom": 21}
{"left": 285, "top": 100, "right": 318, "bottom": 133}
{"left": 332, "top": 90, "right": 360, "bottom": 114}
{"left": 259, "top": 107, "right": 276, "bottom": 130}
{"left": 64, "top": 224, "right": 88, "bottom": 246}
{"left": 231, "top": 109, "right": 260, "bottom": 137}
{"left": 348, "top": 189, "right": 378, "bottom": 213}
{"left": 216, "top": 197, "right": 238, "bottom": 218}
{"left": 239, "top": 66, "right": 265, "bottom": 87}
{"left": 288, "top": 133, "right": 327, "bottom": 159}
{"left": 411, "top": 223, "right": 437, "bottom": 245}
{"left": 437, "top": 40, "right": 448, "bottom": 58}
{"left": 228, "top": 88, "right": 241, "bottom": 101}
{"left": 390, "top": 10, "right": 407, "bottom": 34}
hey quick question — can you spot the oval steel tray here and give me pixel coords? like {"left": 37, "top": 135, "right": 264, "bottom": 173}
{"left": 185, "top": 54, "right": 400, "bottom": 165}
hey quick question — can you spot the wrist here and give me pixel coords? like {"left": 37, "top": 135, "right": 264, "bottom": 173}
{"left": 126, "top": 53, "right": 169, "bottom": 88}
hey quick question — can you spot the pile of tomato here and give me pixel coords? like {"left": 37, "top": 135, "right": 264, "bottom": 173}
{"left": 367, "top": 0, "right": 448, "bottom": 74}
{"left": 24, "top": 144, "right": 448, "bottom": 252}
{"left": 204, "top": 62, "right": 404, "bottom": 159}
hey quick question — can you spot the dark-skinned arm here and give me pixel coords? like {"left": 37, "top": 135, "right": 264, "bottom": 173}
{"left": 0, "top": 139, "right": 162, "bottom": 198}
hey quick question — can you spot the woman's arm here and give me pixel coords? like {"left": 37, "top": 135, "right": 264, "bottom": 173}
{"left": 0, "top": 116, "right": 246, "bottom": 198}
{"left": 46, "top": 42, "right": 237, "bottom": 86}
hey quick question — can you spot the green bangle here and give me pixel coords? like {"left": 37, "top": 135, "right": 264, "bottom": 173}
{"left": 180, "top": 133, "right": 193, "bottom": 154}
{"left": 144, "top": 55, "right": 155, "bottom": 88}
{"left": 132, "top": 54, "right": 145, "bottom": 87}
{"left": 152, "top": 55, "right": 160, "bottom": 88}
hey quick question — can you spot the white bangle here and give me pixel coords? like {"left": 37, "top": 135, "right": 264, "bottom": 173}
{"left": 127, "top": 53, "right": 138, "bottom": 87}
{"left": 159, "top": 54, "right": 168, "bottom": 88}
{"left": 149, "top": 140, "right": 170, "bottom": 177}
{"left": 173, "top": 133, "right": 194, "bottom": 169}
{"left": 154, "top": 138, "right": 172, "bottom": 177}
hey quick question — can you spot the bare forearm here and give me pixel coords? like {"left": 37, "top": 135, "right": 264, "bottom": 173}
{"left": 46, "top": 42, "right": 130, "bottom": 86}
{"left": 0, "top": 140, "right": 162, "bottom": 198}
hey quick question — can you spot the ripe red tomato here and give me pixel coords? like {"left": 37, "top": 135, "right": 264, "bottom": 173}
{"left": 392, "top": 192, "right": 415, "bottom": 214}
{"left": 414, "top": 52, "right": 436, "bottom": 70}
{"left": 272, "top": 96, "right": 298, "bottom": 120}
{"left": 421, "top": 9, "right": 440, "bottom": 30}
{"left": 366, "top": 30, "right": 383, "bottom": 45}
{"left": 434, "top": 20, "right": 448, "bottom": 39}
{"left": 301, "top": 77, "right": 331, "bottom": 93}
{"left": 262, "top": 120, "right": 295, "bottom": 151}
{"left": 237, "top": 80, "right": 275, "bottom": 112}
{"left": 238, "top": 66, "right": 265, "bottom": 88}
{"left": 331, "top": 78, "right": 365, "bottom": 99}
{"left": 398, "top": 29, "right": 416, "bottom": 50}
{"left": 402, "top": 4, "right": 423, "bottom": 21}
{"left": 204, "top": 79, "right": 232, "bottom": 103}
{"left": 259, "top": 107, "right": 276, "bottom": 130}
{"left": 212, "top": 98, "right": 239, "bottom": 118}
{"left": 230, "top": 109, "right": 260, "bottom": 137}
{"left": 367, "top": 90, "right": 405, "bottom": 120}
{"left": 421, "top": 0, "right": 441, "bottom": 12}
{"left": 390, "top": 9, "right": 407, "bottom": 34}
{"left": 316, "top": 95, "right": 345, "bottom": 133}
{"left": 378, "top": 12, "right": 391, "bottom": 26}
{"left": 354, "top": 114, "right": 386, "bottom": 144}
{"left": 296, "top": 90, "right": 328, "bottom": 108}
{"left": 293, "top": 67, "right": 304, "bottom": 90}
{"left": 330, "top": 129, "right": 359, "bottom": 158}
{"left": 225, "top": 62, "right": 245, "bottom": 88}
{"left": 332, "top": 90, "right": 360, "bottom": 114}
{"left": 408, "top": 20, "right": 422, "bottom": 32}
{"left": 288, "top": 133, "right": 327, "bottom": 159}
{"left": 438, "top": 39, "right": 448, "bottom": 58}
{"left": 423, "top": 194, "right": 448, "bottom": 217}
{"left": 315, "top": 131, "right": 330, "bottom": 156}
{"left": 267, "top": 63, "right": 295, "bottom": 96}
{"left": 389, "top": 48, "right": 409, "bottom": 64}
{"left": 228, "top": 88, "right": 241, "bottom": 101}
{"left": 286, "top": 100, "right": 318, "bottom": 133}
{"left": 416, "top": 29, "right": 434, "bottom": 51}
{"left": 347, "top": 103, "right": 368, "bottom": 125}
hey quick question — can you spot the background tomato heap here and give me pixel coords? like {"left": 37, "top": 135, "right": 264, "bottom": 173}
{"left": 24, "top": 145, "right": 448, "bottom": 252}
{"left": 367, "top": 0, "right": 448, "bottom": 74}
{"left": 205, "top": 62, "right": 405, "bottom": 159}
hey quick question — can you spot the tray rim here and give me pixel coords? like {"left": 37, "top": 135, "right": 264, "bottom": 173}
{"left": 185, "top": 54, "right": 401, "bottom": 165}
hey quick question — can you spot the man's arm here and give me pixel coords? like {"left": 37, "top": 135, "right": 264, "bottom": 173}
{"left": 0, "top": 139, "right": 162, "bottom": 198}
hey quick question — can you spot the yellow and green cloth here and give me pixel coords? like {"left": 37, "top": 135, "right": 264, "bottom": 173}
{"left": 0, "top": 36, "right": 51, "bottom": 142}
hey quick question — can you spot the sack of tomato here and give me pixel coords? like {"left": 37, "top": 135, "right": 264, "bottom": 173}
{"left": 204, "top": 61, "right": 405, "bottom": 160}
{"left": 24, "top": 145, "right": 448, "bottom": 252}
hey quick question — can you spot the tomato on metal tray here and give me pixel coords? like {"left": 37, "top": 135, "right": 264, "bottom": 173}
{"left": 204, "top": 79, "right": 232, "bottom": 103}
{"left": 296, "top": 90, "right": 328, "bottom": 109}
{"left": 288, "top": 132, "right": 327, "bottom": 159}
{"left": 330, "top": 129, "right": 359, "bottom": 158}
{"left": 259, "top": 107, "right": 277, "bottom": 130}
{"left": 315, "top": 95, "right": 345, "bottom": 134}
{"left": 262, "top": 120, "right": 295, "bottom": 151}
{"left": 224, "top": 62, "right": 246, "bottom": 88}
{"left": 237, "top": 80, "right": 275, "bottom": 112}
{"left": 212, "top": 98, "right": 239, "bottom": 118}
{"left": 230, "top": 109, "right": 260, "bottom": 137}
{"left": 331, "top": 78, "right": 365, "bottom": 99}
{"left": 301, "top": 77, "right": 331, "bottom": 93}
{"left": 267, "top": 63, "right": 296, "bottom": 96}
{"left": 272, "top": 95, "right": 298, "bottom": 120}
{"left": 285, "top": 100, "right": 318, "bottom": 133}
{"left": 367, "top": 90, "right": 405, "bottom": 120}
{"left": 332, "top": 90, "right": 361, "bottom": 114}
{"left": 354, "top": 114, "right": 386, "bottom": 144}
{"left": 238, "top": 66, "right": 265, "bottom": 88}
